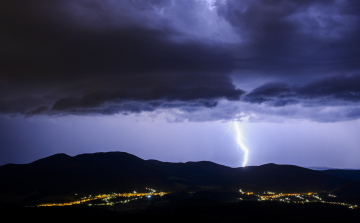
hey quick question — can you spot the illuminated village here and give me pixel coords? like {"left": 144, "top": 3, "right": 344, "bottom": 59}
{"left": 239, "top": 189, "right": 358, "bottom": 209}
{"left": 36, "top": 188, "right": 358, "bottom": 210}
{"left": 37, "top": 188, "right": 167, "bottom": 207}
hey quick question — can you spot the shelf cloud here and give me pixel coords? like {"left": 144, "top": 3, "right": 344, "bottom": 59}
{"left": 1, "top": 0, "right": 360, "bottom": 122}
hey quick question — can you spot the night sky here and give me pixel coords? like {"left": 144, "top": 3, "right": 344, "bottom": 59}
{"left": 1, "top": 0, "right": 360, "bottom": 168}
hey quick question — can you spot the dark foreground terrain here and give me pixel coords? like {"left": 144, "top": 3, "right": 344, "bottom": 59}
{"left": 1, "top": 151, "right": 357, "bottom": 204}
{"left": 1, "top": 152, "right": 360, "bottom": 222}
{"left": 2, "top": 192, "right": 360, "bottom": 223}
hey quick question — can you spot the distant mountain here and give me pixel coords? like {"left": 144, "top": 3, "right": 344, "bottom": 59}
{"left": 148, "top": 161, "right": 350, "bottom": 193}
{"left": 308, "top": 166, "right": 360, "bottom": 171}
{"left": 236, "top": 163, "right": 349, "bottom": 193}
{"left": 0, "top": 152, "right": 351, "bottom": 204}
{"left": 321, "top": 169, "right": 360, "bottom": 182}
{"left": 0, "top": 152, "right": 168, "bottom": 201}
{"left": 307, "top": 166, "right": 336, "bottom": 170}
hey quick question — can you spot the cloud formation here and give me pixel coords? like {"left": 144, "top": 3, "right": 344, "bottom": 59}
{"left": 245, "top": 74, "right": 360, "bottom": 106}
{"left": 1, "top": 0, "right": 360, "bottom": 122}
{"left": 49, "top": 74, "right": 244, "bottom": 114}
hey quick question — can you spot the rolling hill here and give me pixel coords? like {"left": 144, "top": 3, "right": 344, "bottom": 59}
{"left": 0, "top": 151, "right": 352, "bottom": 204}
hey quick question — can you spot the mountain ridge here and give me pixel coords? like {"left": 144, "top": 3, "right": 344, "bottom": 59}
{"left": 0, "top": 151, "right": 353, "bottom": 204}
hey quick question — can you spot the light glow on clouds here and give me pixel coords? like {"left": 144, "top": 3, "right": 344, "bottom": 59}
{"left": 59, "top": 0, "right": 239, "bottom": 43}
{"left": 145, "top": 100, "right": 360, "bottom": 123}
{"left": 1, "top": 114, "right": 360, "bottom": 169}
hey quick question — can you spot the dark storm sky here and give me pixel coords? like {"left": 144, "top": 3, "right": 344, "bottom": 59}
{"left": 1, "top": 0, "right": 360, "bottom": 168}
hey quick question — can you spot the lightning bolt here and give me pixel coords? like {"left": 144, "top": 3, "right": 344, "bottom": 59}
{"left": 234, "top": 121, "right": 249, "bottom": 167}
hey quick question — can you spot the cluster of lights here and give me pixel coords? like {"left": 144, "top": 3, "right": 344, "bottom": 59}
{"left": 146, "top": 188, "right": 157, "bottom": 193}
{"left": 89, "top": 196, "right": 144, "bottom": 206}
{"left": 35, "top": 188, "right": 359, "bottom": 210}
{"left": 238, "top": 189, "right": 359, "bottom": 209}
{"left": 37, "top": 189, "right": 167, "bottom": 207}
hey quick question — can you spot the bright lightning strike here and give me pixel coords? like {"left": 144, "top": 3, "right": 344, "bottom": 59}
{"left": 234, "top": 121, "right": 249, "bottom": 167}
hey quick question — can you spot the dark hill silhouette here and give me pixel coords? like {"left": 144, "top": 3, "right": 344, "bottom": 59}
{"left": 147, "top": 160, "right": 238, "bottom": 186}
{"left": 30, "top": 153, "right": 72, "bottom": 167}
{"left": 331, "top": 181, "right": 360, "bottom": 197}
{"left": 322, "top": 169, "right": 360, "bottom": 182}
{"left": 0, "top": 152, "right": 167, "bottom": 198}
{"left": 0, "top": 152, "right": 351, "bottom": 204}
{"left": 236, "top": 163, "right": 349, "bottom": 192}
{"left": 148, "top": 161, "right": 349, "bottom": 192}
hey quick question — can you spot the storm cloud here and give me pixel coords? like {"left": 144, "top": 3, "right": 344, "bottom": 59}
{"left": 49, "top": 74, "right": 245, "bottom": 115}
{"left": 244, "top": 74, "right": 360, "bottom": 106}
{"left": 1, "top": 0, "right": 360, "bottom": 122}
